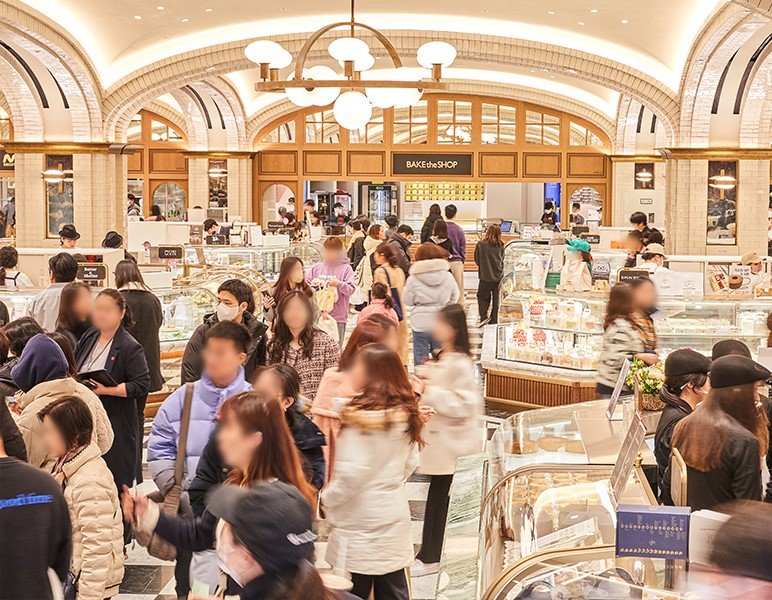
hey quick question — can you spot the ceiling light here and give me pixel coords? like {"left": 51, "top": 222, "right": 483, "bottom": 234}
{"left": 621, "top": 19, "right": 629, "bottom": 24}
{"left": 181, "top": 18, "right": 189, "bottom": 22}
{"left": 333, "top": 91, "right": 372, "bottom": 130}
{"left": 709, "top": 170, "right": 737, "bottom": 190}
{"left": 590, "top": 8, "right": 598, "bottom": 13}
{"left": 328, "top": 37, "right": 370, "bottom": 62}
{"left": 156, "top": 5, "right": 164, "bottom": 10}
{"left": 208, "top": 167, "right": 227, "bottom": 179}
{"left": 205, "top": 8, "right": 213, "bottom": 12}
{"left": 134, "top": 15, "right": 142, "bottom": 20}
{"left": 635, "top": 168, "right": 653, "bottom": 182}
{"left": 42, "top": 169, "right": 65, "bottom": 183}
{"left": 578, "top": 21, "right": 585, "bottom": 26}
{"left": 547, "top": 11, "right": 555, "bottom": 15}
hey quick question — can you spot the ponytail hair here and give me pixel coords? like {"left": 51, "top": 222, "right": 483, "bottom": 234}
{"left": 0, "top": 246, "right": 18, "bottom": 286}
{"left": 370, "top": 282, "right": 393, "bottom": 308}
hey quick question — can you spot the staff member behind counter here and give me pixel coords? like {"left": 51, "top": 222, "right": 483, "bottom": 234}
{"left": 203, "top": 218, "right": 230, "bottom": 240}
{"left": 741, "top": 251, "right": 770, "bottom": 289}
{"left": 58, "top": 223, "right": 80, "bottom": 248}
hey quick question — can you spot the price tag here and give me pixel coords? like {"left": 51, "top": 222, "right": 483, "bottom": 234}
{"left": 205, "top": 234, "right": 227, "bottom": 246}
{"left": 571, "top": 226, "right": 590, "bottom": 236}
{"left": 581, "top": 233, "right": 600, "bottom": 245}
{"left": 157, "top": 245, "right": 184, "bottom": 260}
{"left": 617, "top": 268, "right": 650, "bottom": 283}
{"left": 77, "top": 263, "right": 107, "bottom": 282}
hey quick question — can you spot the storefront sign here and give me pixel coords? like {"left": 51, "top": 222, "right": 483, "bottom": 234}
{"left": 392, "top": 153, "right": 473, "bottom": 176}
{"left": 616, "top": 504, "right": 690, "bottom": 560}
{"left": 580, "top": 233, "right": 600, "bottom": 245}
{"left": 77, "top": 263, "right": 107, "bottom": 282}
{"left": 157, "top": 245, "right": 184, "bottom": 260}
{"left": 571, "top": 226, "right": 590, "bottom": 236}
{"left": 617, "top": 268, "right": 650, "bottom": 283}
{"left": 0, "top": 150, "right": 14, "bottom": 171}
{"left": 205, "top": 234, "right": 227, "bottom": 246}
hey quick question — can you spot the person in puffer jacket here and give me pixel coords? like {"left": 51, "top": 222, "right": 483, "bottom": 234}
{"left": 402, "top": 243, "right": 459, "bottom": 367}
{"left": 148, "top": 321, "right": 252, "bottom": 598}
{"left": 40, "top": 396, "right": 124, "bottom": 600}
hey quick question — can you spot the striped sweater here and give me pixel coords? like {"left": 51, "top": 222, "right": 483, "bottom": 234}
{"left": 597, "top": 318, "right": 644, "bottom": 388}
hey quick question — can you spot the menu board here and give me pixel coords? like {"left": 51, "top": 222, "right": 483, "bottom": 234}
{"left": 616, "top": 504, "right": 690, "bottom": 559}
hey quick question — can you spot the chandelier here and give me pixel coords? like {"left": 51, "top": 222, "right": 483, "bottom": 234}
{"left": 245, "top": 0, "right": 457, "bottom": 130}
{"left": 709, "top": 169, "right": 737, "bottom": 191}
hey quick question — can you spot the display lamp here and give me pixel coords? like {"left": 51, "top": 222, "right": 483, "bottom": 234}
{"left": 42, "top": 168, "right": 65, "bottom": 183}
{"left": 635, "top": 168, "right": 653, "bottom": 182}
{"left": 709, "top": 169, "right": 737, "bottom": 190}
{"left": 208, "top": 167, "right": 227, "bottom": 179}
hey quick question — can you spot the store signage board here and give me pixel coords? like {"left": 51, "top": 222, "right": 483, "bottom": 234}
{"left": 392, "top": 153, "right": 473, "bottom": 176}
{"left": 617, "top": 268, "right": 650, "bottom": 284}
{"left": 581, "top": 233, "right": 601, "bottom": 245}
{"left": 616, "top": 504, "right": 690, "bottom": 560}
{"left": 157, "top": 245, "right": 184, "bottom": 260}
{"left": 605, "top": 359, "right": 631, "bottom": 420}
{"left": 0, "top": 150, "right": 15, "bottom": 171}
{"left": 189, "top": 225, "right": 203, "bottom": 245}
{"left": 609, "top": 411, "right": 646, "bottom": 504}
{"left": 571, "top": 226, "right": 590, "bottom": 236}
{"left": 77, "top": 263, "right": 107, "bottom": 282}
{"left": 520, "top": 225, "right": 540, "bottom": 241}
{"left": 205, "top": 234, "right": 227, "bottom": 246}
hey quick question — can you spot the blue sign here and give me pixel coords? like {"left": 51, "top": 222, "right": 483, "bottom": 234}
{"left": 616, "top": 504, "right": 690, "bottom": 560}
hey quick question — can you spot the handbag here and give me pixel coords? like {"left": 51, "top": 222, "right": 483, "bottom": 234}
{"left": 62, "top": 571, "right": 79, "bottom": 600}
{"left": 380, "top": 267, "right": 404, "bottom": 321}
{"left": 350, "top": 258, "right": 368, "bottom": 306}
{"left": 134, "top": 383, "right": 194, "bottom": 561}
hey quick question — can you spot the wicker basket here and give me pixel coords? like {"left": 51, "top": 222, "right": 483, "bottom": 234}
{"left": 635, "top": 382, "right": 665, "bottom": 412}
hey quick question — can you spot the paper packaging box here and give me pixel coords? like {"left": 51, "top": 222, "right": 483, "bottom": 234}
{"left": 688, "top": 509, "right": 730, "bottom": 566}
{"left": 616, "top": 504, "right": 690, "bottom": 560}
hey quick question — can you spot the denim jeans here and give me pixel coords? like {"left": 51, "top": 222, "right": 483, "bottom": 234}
{"left": 412, "top": 330, "right": 439, "bottom": 367}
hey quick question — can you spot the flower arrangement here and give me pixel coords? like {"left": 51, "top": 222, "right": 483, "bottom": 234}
{"left": 626, "top": 358, "right": 666, "bottom": 411}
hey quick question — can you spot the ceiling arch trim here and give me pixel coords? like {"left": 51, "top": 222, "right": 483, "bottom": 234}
{"left": 0, "top": 44, "right": 43, "bottom": 141}
{"left": 168, "top": 88, "right": 209, "bottom": 151}
{"left": 739, "top": 52, "right": 772, "bottom": 147}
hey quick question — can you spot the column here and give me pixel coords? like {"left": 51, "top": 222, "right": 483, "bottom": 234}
{"left": 227, "top": 157, "right": 252, "bottom": 221}
{"left": 13, "top": 152, "right": 48, "bottom": 247}
{"left": 187, "top": 157, "right": 208, "bottom": 210}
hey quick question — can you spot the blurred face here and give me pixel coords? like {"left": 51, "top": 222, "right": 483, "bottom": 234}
{"left": 311, "top": 215, "right": 321, "bottom": 226}
{"left": 41, "top": 416, "right": 69, "bottom": 458}
{"left": 751, "top": 261, "right": 763, "bottom": 274}
{"left": 92, "top": 294, "right": 124, "bottom": 332}
{"left": 254, "top": 370, "right": 293, "bottom": 410}
{"left": 203, "top": 337, "right": 247, "bottom": 385}
{"left": 282, "top": 296, "right": 312, "bottom": 331}
{"left": 349, "top": 355, "right": 370, "bottom": 393}
{"left": 378, "top": 229, "right": 387, "bottom": 240}
{"left": 374, "top": 251, "right": 387, "bottom": 265}
{"left": 73, "top": 287, "right": 93, "bottom": 321}
{"left": 382, "top": 326, "right": 398, "bottom": 352}
{"left": 288, "top": 261, "right": 305, "bottom": 284}
{"left": 217, "top": 410, "right": 263, "bottom": 470}
{"left": 431, "top": 315, "right": 456, "bottom": 347}
{"left": 323, "top": 247, "right": 341, "bottom": 264}
{"left": 632, "top": 281, "right": 657, "bottom": 311}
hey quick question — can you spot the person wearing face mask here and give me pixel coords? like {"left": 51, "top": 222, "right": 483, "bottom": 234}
{"left": 558, "top": 238, "right": 593, "bottom": 292}
{"left": 181, "top": 279, "right": 268, "bottom": 385}
{"left": 123, "top": 391, "right": 316, "bottom": 598}
{"left": 262, "top": 256, "right": 314, "bottom": 325}
{"left": 540, "top": 201, "right": 558, "bottom": 228}
{"left": 654, "top": 349, "right": 710, "bottom": 503}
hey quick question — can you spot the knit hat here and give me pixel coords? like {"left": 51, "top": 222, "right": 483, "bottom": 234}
{"left": 207, "top": 481, "right": 315, "bottom": 574}
{"left": 566, "top": 238, "right": 591, "bottom": 253}
{"left": 709, "top": 355, "right": 771, "bottom": 389}
{"left": 58, "top": 224, "right": 80, "bottom": 240}
{"left": 664, "top": 349, "right": 711, "bottom": 379}
{"left": 101, "top": 231, "right": 123, "bottom": 249}
{"left": 11, "top": 333, "right": 69, "bottom": 393}
{"left": 711, "top": 339, "right": 752, "bottom": 361}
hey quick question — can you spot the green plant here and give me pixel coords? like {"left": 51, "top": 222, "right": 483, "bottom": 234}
{"left": 625, "top": 358, "right": 665, "bottom": 395}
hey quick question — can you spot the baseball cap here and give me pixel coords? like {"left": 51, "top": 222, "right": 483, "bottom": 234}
{"left": 709, "top": 355, "right": 771, "bottom": 389}
{"left": 741, "top": 251, "right": 762, "bottom": 266}
{"left": 566, "top": 238, "right": 591, "bottom": 253}
{"left": 207, "top": 481, "right": 315, "bottom": 574}
{"left": 642, "top": 243, "right": 666, "bottom": 258}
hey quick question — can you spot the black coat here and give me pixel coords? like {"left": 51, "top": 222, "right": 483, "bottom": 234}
{"left": 347, "top": 236, "right": 366, "bottom": 271}
{"left": 420, "top": 214, "right": 441, "bottom": 244}
{"left": 122, "top": 289, "right": 164, "bottom": 392}
{"left": 662, "top": 420, "right": 762, "bottom": 511}
{"left": 0, "top": 400, "right": 26, "bottom": 460}
{"left": 188, "top": 408, "right": 326, "bottom": 517}
{"left": 389, "top": 234, "right": 412, "bottom": 277}
{"left": 654, "top": 400, "right": 692, "bottom": 503}
{"left": 75, "top": 326, "right": 150, "bottom": 492}
{"left": 180, "top": 312, "right": 268, "bottom": 385}
{"left": 0, "top": 357, "right": 18, "bottom": 398}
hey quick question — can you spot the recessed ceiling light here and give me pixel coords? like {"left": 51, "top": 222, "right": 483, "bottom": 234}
{"left": 621, "top": 18, "right": 629, "bottom": 24}
{"left": 590, "top": 8, "right": 598, "bottom": 13}
{"left": 578, "top": 21, "right": 585, "bottom": 25}
{"left": 549, "top": 75, "right": 555, "bottom": 79}
{"left": 205, "top": 7, "right": 213, "bottom": 11}
{"left": 181, "top": 18, "right": 189, "bottom": 22}
{"left": 133, "top": 15, "right": 142, "bottom": 20}
{"left": 547, "top": 10, "right": 555, "bottom": 15}
{"left": 156, "top": 5, "right": 164, "bottom": 10}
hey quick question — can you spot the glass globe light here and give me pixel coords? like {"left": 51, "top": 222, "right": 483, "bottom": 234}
{"left": 285, "top": 75, "right": 315, "bottom": 107}
{"left": 333, "top": 91, "right": 373, "bottom": 130}
{"left": 339, "top": 53, "right": 375, "bottom": 72}
{"left": 328, "top": 37, "right": 370, "bottom": 62}
{"left": 305, "top": 65, "right": 341, "bottom": 106}
{"left": 364, "top": 70, "right": 396, "bottom": 108}
{"left": 390, "top": 67, "right": 424, "bottom": 108}
{"left": 417, "top": 41, "right": 457, "bottom": 68}
{"left": 245, "top": 40, "right": 289, "bottom": 66}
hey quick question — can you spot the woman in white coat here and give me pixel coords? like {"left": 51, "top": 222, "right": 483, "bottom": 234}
{"left": 412, "top": 304, "right": 483, "bottom": 575}
{"left": 322, "top": 344, "right": 423, "bottom": 600}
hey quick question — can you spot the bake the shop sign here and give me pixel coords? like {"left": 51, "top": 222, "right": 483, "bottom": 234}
{"left": 392, "top": 153, "right": 473, "bottom": 176}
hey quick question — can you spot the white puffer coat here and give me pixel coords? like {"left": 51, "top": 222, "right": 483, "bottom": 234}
{"left": 402, "top": 259, "right": 460, "bottom": 332}
{"left": 54, "top": 442, "right": 125, "bottom": 600}
{"left": 323, "top": 405, "right": 418, "bottom": 575}
{"left": 418, "top": 352, "right": 483, "bottom": 475}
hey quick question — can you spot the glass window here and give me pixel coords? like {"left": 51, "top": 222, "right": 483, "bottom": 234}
{"left": 305, "top": 110, "right": 340, "bottom": 143}
{"left": 127, "top": 115, "right": 142, "bottom": 142}
{"left": 127, "top": 179, "right": 143, "bottom": 213}
{"left": 208, "top": 159, "right": 227, "bottom": 208}
{"left": 152, "top": 182, "right": 186, "bottom": 221}
{"left": 569, "top": 121, "right": 604, "bottom": 147}
{"left": 481, "top": 103, "right": 516, "bottom": 144}
{"left": 260, "top": 120, "right": 296, "bottom": 144}
{"left": 45, "top": 154, "right": 74, "bottom": 238}
{"left": 393, "top": 101, "right": 428, "bottom": 144}
{"left": 350, "top": 107, "right": 384, "bottom": 144}
{"left": 525, "top": 109, "right": 561, "bottom": 145}
{"left": 150, "top": 119, "right": 183, "bottom": 142}
{"left": 437, "top": 100, "right": 472, "bottom": 144}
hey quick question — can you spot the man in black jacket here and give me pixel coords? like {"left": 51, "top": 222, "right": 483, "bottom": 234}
{"left": 181, "top": 279, "right": 268, "bottom": 385}
{"left": 0, "top": 436, "right": 71, "bottom": 600}
{"left": 389, "top": 225, "right": 413, "bottom": 277}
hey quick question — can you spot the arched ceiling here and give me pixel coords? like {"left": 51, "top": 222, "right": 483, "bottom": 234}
{"left": 19, "top": 0, "right": 722, "bottom": 91}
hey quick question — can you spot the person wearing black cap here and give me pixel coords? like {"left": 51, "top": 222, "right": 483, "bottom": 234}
{"left": 58, "top": 223, "right": 80, "bottom": 249}
{"left": 663, "top": 355, "right": 770, "bottom": 510}
{"left": 711, "top": 339, "right": 752, "bottom": 361}
{"left": 654, "top": 349, "right": 710, "bottom": 503}
{"left": 102, "top": 231, "right": 136, "bottom": 263}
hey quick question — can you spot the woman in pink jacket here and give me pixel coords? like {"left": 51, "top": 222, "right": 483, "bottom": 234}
{"left": 357, "top": 282, "right": 399, "bottom": 327}
{"left": 312, "top": 318, "right": 397, "bottom": 482}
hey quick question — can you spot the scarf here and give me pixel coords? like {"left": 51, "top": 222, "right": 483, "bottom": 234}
{"left": 630, "top": 310, "right": 658, "bottom": 352}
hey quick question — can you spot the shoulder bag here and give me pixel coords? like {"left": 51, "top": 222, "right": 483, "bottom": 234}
{"left": 380, "top": 267, "right": 404, "bottom": 321}
{"left": 134, "top": 382, "right": 194, "bottom": 561}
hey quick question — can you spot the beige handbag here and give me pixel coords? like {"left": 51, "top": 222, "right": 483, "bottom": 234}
{"left": 134, "top": 383, "right": 194, "bottom": 561}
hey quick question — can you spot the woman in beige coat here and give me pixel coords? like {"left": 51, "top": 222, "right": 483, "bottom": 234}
{"left": 322, "top": 345, "right": 423, "bottom": 600}
{"left": 13, "top": 333, "right": 113, "bottom": 469}
{"left": 413, "top": 304, "right": 482, "bottom": 574}
{"left": 39, "top": 396, "right": 124, "bottom": 600}
{"left": 373, "top": 242, "right": 409, "bottom": 364}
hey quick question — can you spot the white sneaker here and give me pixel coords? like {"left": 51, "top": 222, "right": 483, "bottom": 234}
{"left": 411, "top": 559, "right": 440, "bottom": 577}
{"left": 478, "top": 317, "right": 490, "bottom": 327}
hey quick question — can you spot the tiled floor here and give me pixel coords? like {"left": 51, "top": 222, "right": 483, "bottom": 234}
{"left": 117, "top": 291, "right": 490, "bottom": 600}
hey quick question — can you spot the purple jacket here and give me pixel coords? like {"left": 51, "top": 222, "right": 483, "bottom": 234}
{"left": 446, "top": 220, "right": 466, "bottom": 262}
{"left": 308, "top": 257, "right": 356, "bottom": 323}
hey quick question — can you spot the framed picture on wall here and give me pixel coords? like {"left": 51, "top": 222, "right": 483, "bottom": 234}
{"left": 44, "top": 154, "right": 74, "bottom": 238}
{"left": 707, "top": 160, "right": 738, "bottom": 246}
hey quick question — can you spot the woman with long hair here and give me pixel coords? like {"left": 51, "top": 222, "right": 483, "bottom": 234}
{"left": 0, "top": 246, "right": 33, "bottom": 287}
{"left": 596, "top": 283, "right": 659, "bottom": 397}
{"left": 358, "top": 224, "right": 385, "bottom": 296}
{"left": 428, "top": 219, "right": 453, "bottom": 255}
{"left": 323, "top": 344, "right": 423, "bottom": 599}
{"left": 55, "top": 281, "right": 93, "bottom": 348}
{"left": 122, "top": 391, "right": 315, "bottom": 596}
{"left": 373, "top": 242, "right": 408, "bottom": 362}
{"left": 654, "top": 349, "right": 710, "bottom": 503}
{"left": 664, "top": 355, "right": 770, "bottom": 510}
{"left": 267, "top": 290, "right": 339, "bottom": 399}
{"left": 262, "top": 256, "right": 314, "bottom": 324}
{"left": 75, "top": 289, "right": 150, "bottom": 500}
{"left": 412, "top": 304, "right": 482, "bottom": 574}
{"left": 116, "top": 259, "right": 164, "bottom": 395}
{"left": 313, "top": 319, "right": 398, "bottom": 482}
{"left": 146, "top": 204, "right": 165, "bottom": 221}
{"left": 420, "top": 203, "right": 442, "bottom": 244}
{"left": 630, "top": 277, "right": 659, "bottom": 353}
{"left": 474, "top": 224, "right": 505, "bottom": 325}
{"left": 357, "top": 282, "right": 398, "bottom": 327}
